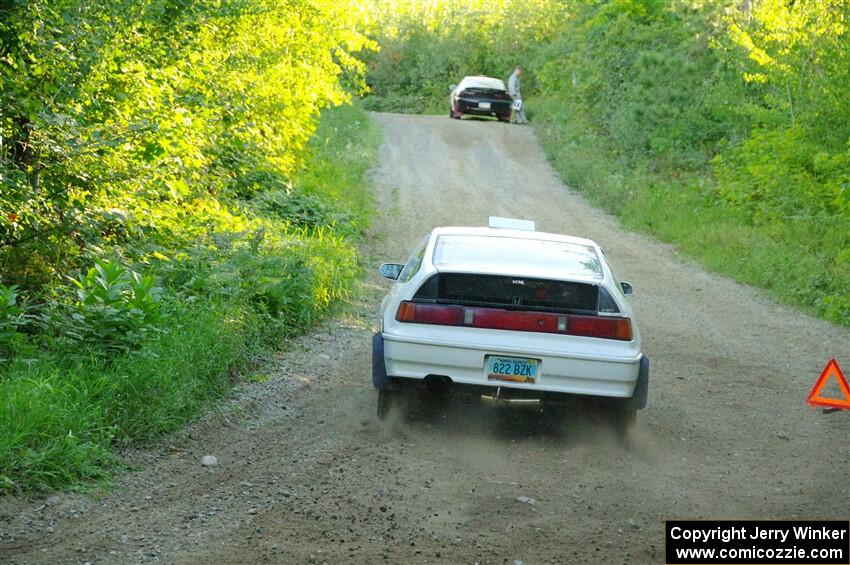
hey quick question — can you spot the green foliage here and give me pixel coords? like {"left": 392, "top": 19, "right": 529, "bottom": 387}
{"left": 711, "top": 1, "right": 850, "bottom": 227}
{"left": 1, "top": 0, "right": 374, "bottom": 284}
{"left": 158, "top": 226, "right": 360, "bottom": 342}
{"left": 535, "top": 97, "right": 850, "bottom": 323}
{"left": 60, "top": 259, "right": 162, "bottom": 354}
{"left": 292, "top": 103, "right": 380, "bottom": 232}
{"left": 0, "top": 301, "right": 247, "bottom": 491}
{"left": 0, "top": 0, "right": 381, "bottom": 493}
{"left": 713, "top": 128, "right": 850, "bottom": 221}
{"left": 0, "top": 102, "right": 379, "bottom": 493}
{"left": 0, "top": 284, "right": 28, "bottom": 350}
{"left": 254, "top": 190, "right": 350, "bottom": 230}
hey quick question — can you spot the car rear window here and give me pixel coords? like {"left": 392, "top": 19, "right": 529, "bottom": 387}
{"left": 414, "top": 273, "right": 599, "bottom": 314}
{"left": 463, "top": 88, "right": 509, "bottom": 97}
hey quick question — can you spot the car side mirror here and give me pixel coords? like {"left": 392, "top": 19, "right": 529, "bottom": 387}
{"left": 449, "top": 84, "right": 457, "bottom": 92}
{"left": 379, "top": 263, "right": 404, "bottom": 280}
{"left": 620, "top": 281, "right": 634, "bottom": 296}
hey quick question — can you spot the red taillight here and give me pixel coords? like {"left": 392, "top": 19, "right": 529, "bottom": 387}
{"left": 394, "top": 301, "right": 633, "bottom": 341}
{"left": 458, "top": 90, "right": 473, "bottom": 97}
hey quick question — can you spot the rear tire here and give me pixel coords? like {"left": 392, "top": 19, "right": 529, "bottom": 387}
{"left": 377, "top": 388, "right": 393, "bottom": 420}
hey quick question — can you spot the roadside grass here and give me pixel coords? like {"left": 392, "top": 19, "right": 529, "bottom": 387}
{"left": 534, "top": 97, "right": 849, "bottom": 325}
{"left": 361, "top": 94, "right": 445, "bottom": 115}
{"left": 0, "top": 103, "right": 381, "bottom": 493}
{"left": 297, "top": 103, "right": 381, "bottom": 227}
{"left": 0, "top": 303, "right": 246, "bottom": 490}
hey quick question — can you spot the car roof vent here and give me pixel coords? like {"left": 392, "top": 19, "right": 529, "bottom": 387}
{"left": 488, "top": 216, "right": 536, "bottom": 231}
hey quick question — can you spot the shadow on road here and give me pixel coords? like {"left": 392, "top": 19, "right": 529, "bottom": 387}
{"left": 381, "top": 391, "right": 636, "bottom": 451}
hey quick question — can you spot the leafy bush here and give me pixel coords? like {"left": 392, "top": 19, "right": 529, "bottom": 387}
{"left": 361, "top": 94, "right": 438, "bottom": 113}
{"left": 0, "top": 285, "right": 29, "bottom": 355}
{"left": 713, "top": 128, "right": 849, "bottom": 222}
{"left": 60, "top": 259, "right": 162, "bottom": 355}
{"left": 159, "top": 227, "right": 358, "bottom": 343}
{"left": 253, "top": 190, "right": 351, "bottom": 230}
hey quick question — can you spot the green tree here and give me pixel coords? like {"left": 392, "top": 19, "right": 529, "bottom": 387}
{"left": 1, "top": 0, "right": 374, "bottom": 288}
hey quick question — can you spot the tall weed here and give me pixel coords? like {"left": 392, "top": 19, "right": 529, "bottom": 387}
{"left": 61, "top": 259, "right": 162, "bottom": 355}
{"left": 0, "top": 285, "right": 27, "bottom": 341}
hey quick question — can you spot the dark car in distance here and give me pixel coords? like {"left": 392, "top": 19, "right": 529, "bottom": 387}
{"left": 449, "top": 76, "right": 512, "bottom": 122}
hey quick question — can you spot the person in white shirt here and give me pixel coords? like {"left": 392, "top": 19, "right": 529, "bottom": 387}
{"left": 507, "top": 65, "right": 528, "bottom": 124}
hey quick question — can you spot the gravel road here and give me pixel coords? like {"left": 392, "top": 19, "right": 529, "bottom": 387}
{"left": 2, "top": 113, "right": 848, "bottom": 564}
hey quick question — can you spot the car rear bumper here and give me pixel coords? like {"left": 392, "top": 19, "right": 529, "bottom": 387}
{"left": 380, "top": 333, "right": 643, "bottom": 399}
{"left": 456, "top": 98, "right": 511, "bottom": 115}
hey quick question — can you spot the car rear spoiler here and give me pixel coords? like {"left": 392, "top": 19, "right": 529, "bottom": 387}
{"left": 488, "top": 216, "right": 535, "bottom": 231}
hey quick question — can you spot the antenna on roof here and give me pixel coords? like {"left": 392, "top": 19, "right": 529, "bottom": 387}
{"left": 488, "top": 216, "right": 536, "bottom": 231}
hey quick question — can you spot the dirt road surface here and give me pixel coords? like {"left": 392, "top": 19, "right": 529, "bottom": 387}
{"left": 2, "top": 113, "right": 848, "bottom": 564}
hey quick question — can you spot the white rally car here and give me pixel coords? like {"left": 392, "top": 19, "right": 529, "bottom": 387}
{"left": 372, "top": 218, "right": 648, "bottom": 430}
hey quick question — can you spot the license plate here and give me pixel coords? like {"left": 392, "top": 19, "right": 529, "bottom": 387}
{"left": 478, "top": 102, "right": 491, "bottom": 109}
{"left": 487, "top": 356, "right": 538, "bottom": 383}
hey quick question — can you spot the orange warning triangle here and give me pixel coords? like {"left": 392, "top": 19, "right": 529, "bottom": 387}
{"left": 807, "top": 358, "right": 850, "bottom": 410}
